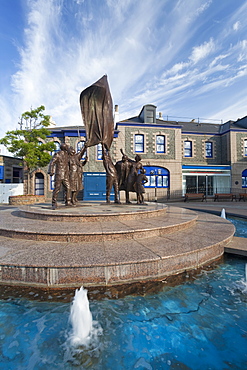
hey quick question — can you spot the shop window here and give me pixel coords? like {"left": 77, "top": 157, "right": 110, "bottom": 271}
{"left": 184, "top": 141, "right": 192, "bottom": 157}
{"left": 156, "top": 135, "right": 165, "bottom": 153}
{"left": 144, "top": 167, "right": 169, "bottom": 188}
{"left": 242, "top": 169, "right": 247, "bottom": 188}
{"left": 205, "top": 142, "right": 213, "bottom": 158}
{"left": 135, "top": 134, "right": 144, "bottom": 153}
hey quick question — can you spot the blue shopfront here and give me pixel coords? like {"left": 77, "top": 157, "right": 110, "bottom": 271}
{"left": 83, "top": 166, "right": 170, "bottom": 201}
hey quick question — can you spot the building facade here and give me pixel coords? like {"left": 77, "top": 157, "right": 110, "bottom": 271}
{"left": 0, "top": 155, "right": 23, "bottom": 184}
{"left": 19, "top": 104, "right": 247, "bottom": 202}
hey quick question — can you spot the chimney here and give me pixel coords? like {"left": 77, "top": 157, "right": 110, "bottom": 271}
{"left": 114, "top": 105, "right": 119, "bottom": 125}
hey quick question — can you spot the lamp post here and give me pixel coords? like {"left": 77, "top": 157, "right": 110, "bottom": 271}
{"left": 150, "top": 170, "right": 157, "bottom": 202}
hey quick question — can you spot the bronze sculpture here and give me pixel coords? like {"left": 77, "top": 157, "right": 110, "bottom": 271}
{"left": 115, "top": 150, "right": 143, "bottom": 204}
{"left": 48, "top": 143, "right": 72, "bottom": 209}
{"left": 49, "top": 75, "right": 148, "bottom": 207}
{"left": 80, "top": 75, "right": 120, "bottom": 204}
{"left": 115, "top": 149, "right": 132, "bottom": 194}
{"left": 102, "top": 145, "right": 120, "bottom": 204}
{"left": 135, "top": 168, "right": 148, "bottom": 204}
{"left": 68, "top": 145, "right": 88, "bottom": 205}
{"left": 125, "top": 154, "right": 143, "bottom": 204}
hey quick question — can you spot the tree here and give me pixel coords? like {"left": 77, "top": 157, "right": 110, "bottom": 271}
{"left": 0, "top": 106, "right": 56, "bottom": 171}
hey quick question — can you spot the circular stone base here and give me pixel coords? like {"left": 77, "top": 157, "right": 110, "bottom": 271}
{"left": 0, "top": 203, "right": 235, "bottom": 288}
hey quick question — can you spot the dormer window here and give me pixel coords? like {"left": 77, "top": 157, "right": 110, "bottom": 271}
{"left": 139, "top": 104, "right": 157, "bottom": 123}
{"left": 146, "top": 109, "right": 155, "bottom": 123}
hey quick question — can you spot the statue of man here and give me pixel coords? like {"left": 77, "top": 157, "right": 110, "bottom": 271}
{"left": 115, "top": 150, "right": 143, "bottom": 204}
{"left": 48, "top": 143, "right": 71, "bottom": 209}
{"left": 115, "top": 149, "right": 132, "bottom": 191}
{"left": 135, "top": 168, "right": 148, "bottom": 204}
{"left": 68, "top": 145, "right": 88, "bottom": 205}
{"left": 102, "top": 144, "right": 120, "bottom": 204}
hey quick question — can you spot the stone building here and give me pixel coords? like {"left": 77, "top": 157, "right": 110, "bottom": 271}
{"left": 0, "top": 155, "right": 23, "bottom": 184}
{"left": 23, "top": 104, "right": 247, "bottom": 202}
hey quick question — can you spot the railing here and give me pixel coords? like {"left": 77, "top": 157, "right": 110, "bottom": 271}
{"left": 145, "top": 187, "right": 247, "bottom": 202}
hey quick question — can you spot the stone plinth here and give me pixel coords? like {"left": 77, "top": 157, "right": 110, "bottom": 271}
{"left": 0, "top": 202, "right": 235, "bottom": 288}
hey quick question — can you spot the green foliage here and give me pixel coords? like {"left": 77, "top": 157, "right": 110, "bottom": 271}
{"left": 0, "top": 106, "right": 56, "bottom": 170}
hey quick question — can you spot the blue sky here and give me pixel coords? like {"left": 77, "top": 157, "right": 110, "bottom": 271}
{"left": 0, "top": 0, "right": 247, "bottom": 139}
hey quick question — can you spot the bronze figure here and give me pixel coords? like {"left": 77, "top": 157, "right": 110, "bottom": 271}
{"left": 68, "top": 145, "right": 88, "bottom": 205}
{"left": 48, "top": 143, "right": 71, "bottom": 209}
{"left": 79, "top": 75, "right": 120, "bottom": 204}
{"left": 102, "top": 144, "right": 120, "bottom": 204}
{"left": 79, "top": 75, "right": 114, "bottom": 150}
{"left": 115, "top": 151, "right": 143, "bottom": 204}
{"left": 115, "top": 149, "right": 132, "bottom": 192}
{"left": 135, "top": 168, "right": 148, "bottom": 204}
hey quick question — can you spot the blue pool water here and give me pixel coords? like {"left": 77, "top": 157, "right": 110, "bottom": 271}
{"left": 228, "top": 216, "right": 247, "bottom": 238}
{"left": 0, "top": 217, "right": 246, "bottom": 369}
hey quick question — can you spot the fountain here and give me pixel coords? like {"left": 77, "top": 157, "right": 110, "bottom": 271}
{"left": 0, "top": 254, "right": 246, "bottom": 369}
{"left": 69, "top": 286, "right": 93, "bottom": 346}
{"left": 221, "top": 208, "right": 226, "bottom": 218}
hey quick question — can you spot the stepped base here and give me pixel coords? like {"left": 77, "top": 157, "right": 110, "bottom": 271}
{"left": 0, "top": 202, "right": 235, "bottom": 288}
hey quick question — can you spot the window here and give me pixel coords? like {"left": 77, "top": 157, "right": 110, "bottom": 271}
{"left": 51, "top": 141, "right": 60, "bottom": 155}
{"left": 184, "top": 141, "right": 192, "bottom": 157}
{"left": 97, "top": 144, "right": 103, "bottom": 160}
{"left": 205, "top": 142, "right": 213, "bottom": 158}
{"left": 50, "top": 175, "right": 55, "bottom": 190}
{"left": 135, "top": 134, "right": 144, "bottom": 153}
{"left": 156, "top": 135, "right": 165, "bottom": 153}
{"left": 13, "top": 167, "right": 22, "bottom": 183}
{"left": 77, "top": 141, "right": 87, "bottom": 159}
{"left": 244, "top": 140, "right": 247, "bottom": 156}
{"left": 146, "top": 109, "right": 154, "bottom": 123}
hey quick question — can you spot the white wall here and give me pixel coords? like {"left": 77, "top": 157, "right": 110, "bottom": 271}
{"left": 0, "top": 183, "right": 24, "bottom": 203}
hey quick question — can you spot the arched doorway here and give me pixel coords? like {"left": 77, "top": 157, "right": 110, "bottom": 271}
{"left": 35, "top": 173, "right": 44, "bottom": 195}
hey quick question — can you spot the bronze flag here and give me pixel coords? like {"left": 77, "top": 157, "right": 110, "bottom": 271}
{"left": 79, "top": 75, "right": 114, "bottom": 150}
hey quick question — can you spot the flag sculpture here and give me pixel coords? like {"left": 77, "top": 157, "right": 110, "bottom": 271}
{"left": 79, "top": 75, "right": 114, "bottom": 150}
{"left": 79, "top": 75, "right": 119, "bottom": 203}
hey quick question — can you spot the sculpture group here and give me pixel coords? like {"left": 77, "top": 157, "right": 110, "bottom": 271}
{"left": 48, "top": 143, "right": 148, "bottom": 208}
{"left": 48, "top": 75, "right": 148, "bottom": 209}
{"left": 48, "top": 144, "right": 87, "bottom": 209}
{"left": 101, "top": 146, "right": 148, "bottom": 204}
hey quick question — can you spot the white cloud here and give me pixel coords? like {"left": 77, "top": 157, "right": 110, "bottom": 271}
{"left": 1, "top": 0, "right": 247, "bottom": 139}
{"left": 233, "top": 21, "right": 241, "bottom": 31}
{"left": 189, "top": 38, "right": 215, "bottom": 64}
{"left": 195, "top": 0, "right": 212, "bottom": 16}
